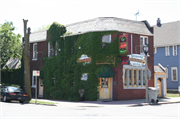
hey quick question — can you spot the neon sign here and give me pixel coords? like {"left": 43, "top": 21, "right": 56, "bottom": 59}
{"left": 119, "top": 35, "right": 128, "bottom": 54}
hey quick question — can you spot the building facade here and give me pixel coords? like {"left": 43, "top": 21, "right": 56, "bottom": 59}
{"left": 154, "top": 21, "right": 180, "bottom": 91}
{"left": 30, "top": 17, "right": 154, "bottom": 100}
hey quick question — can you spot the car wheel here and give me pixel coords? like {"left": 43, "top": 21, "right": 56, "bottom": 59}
{"left": 3, "top": 96, "right": 7, "bottom": 102}
{"left": 19, "top": 100, "right": 24, "bottom": 103}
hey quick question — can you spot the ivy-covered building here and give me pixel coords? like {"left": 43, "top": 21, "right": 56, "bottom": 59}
{"left": 29, "top": 17, "right": 154, "bottom": 101}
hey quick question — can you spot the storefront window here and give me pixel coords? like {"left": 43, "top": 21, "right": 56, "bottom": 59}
{"left": 123, "top": 65, "right": 147, "bottom": 89}
{"left": 124, "top": 69, "right": 128, "bottom": 86}
{"left": 134, "top": 70, "right": 137, "bottom": 86}
{"left": 101, "top": 78, "right": 108, "bottom": 88}
{"left": 138, "top": 70, "right": 142, "bottom": 86}
{"left": 143, "top": 70, "right": 146, "bottom": 86}
{"left": 129, "top": 69, "right": 132, "bottom": 86}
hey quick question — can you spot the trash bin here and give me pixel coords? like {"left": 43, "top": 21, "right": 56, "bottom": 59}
{"left": 148, "top": 87, "right": 159, "bottom": 103}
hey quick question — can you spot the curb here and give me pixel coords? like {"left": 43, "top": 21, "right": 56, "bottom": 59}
{"left": 128, "top": 101, "right": 180, "bottom": 107}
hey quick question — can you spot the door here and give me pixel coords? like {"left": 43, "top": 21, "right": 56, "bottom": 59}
{"left": 98, "top": 78, "right": 111, "bottom": 99}
{"left": 39, "top": 79, "right": 43, "bottom": 96}
{"left": 157, "top": 78, "right": 162, "bottom": 97}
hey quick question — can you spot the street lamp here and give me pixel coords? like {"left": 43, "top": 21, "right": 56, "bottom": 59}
{"left": 143, "top": 43, "right": 149, "bottom": 103}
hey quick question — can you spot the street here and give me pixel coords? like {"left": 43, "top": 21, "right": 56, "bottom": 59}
{"left": 0, "top": 101, "right": 180, "bottom": 119}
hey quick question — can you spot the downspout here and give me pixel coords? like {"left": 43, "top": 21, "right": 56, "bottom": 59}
{"left": 131, "top": 34, "right": 133, "bottom": 54}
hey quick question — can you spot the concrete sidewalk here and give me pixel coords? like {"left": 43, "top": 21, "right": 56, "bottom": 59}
{"left": 31, "top": 97, "right": 180, "bottom": 107}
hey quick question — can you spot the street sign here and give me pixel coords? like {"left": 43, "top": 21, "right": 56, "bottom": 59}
{"left": 33, "top": 70, "right": 40, "bottom": 76}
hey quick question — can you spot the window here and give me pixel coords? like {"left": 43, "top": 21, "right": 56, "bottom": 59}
{"left": 154, "top": 47, "right": 157, "bottom": 54}
{"left": 171, "top": 67, "right": 178, "bottom": 81}
{"left": 134, "top": 70, "right": 137, "bottom": 86}
{"left": 102, "top": 34, "right": 111, "bottom": 48}
{"left": 123, "top": 65, "right": 146, "bottom": 89}
{"left": 143, "top": 70, "right": 146, "bottom": 86}
{"left": 173, "top": 45, "right": 177, "bottom": 56}
{"left": 140, "top": 36, "right": 148, "bottom": 55}
{"left": 102, "top": 35, "right": 111, "bottom": 43}
{"left": 129, "top": 69, "right": 133, "bottom": 86}
{"left": 165, "top": 46, "right": 170, "bottom": 56}
{"left": 52, "top": 78, "right": 55, "bottom": 86}
{"left": 33, "top": 43, "right": 37, "bottom": 59}
{"left": 55, "top": 42, "right": 58, "bottom": 56}
{"left": 124, "top": 69, "right": 128, "bottom": 86}
{"left": 138, "top": 70, "right": 142, "bottom": 86}
{"left": 48, "top": 42, "right": 54, "bottom": 57}
{"left": 101, "top": 78, "right": 108, "bottom": 88}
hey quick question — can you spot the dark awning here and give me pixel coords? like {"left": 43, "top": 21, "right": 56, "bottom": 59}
{"left": 95, "top": 65, "right": 114, "bottom": 78}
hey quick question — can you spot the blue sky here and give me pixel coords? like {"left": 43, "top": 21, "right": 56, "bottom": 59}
{"left": 0, "top": 0, "right": 179, "bottom": 36}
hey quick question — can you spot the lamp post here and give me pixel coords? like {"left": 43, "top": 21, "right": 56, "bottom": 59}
{"left": 143, "top": 43, "right": 149, "bottom": 103}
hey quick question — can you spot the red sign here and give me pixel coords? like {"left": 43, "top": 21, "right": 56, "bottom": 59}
{"left": 119, "top": 34, "right": 128, "bottom": 55}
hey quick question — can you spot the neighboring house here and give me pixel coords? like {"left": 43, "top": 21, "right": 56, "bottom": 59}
{"left": 30, "top": 17, "right": 154, "bottom": 100}
{"left": 3, "top": 58, "right": 21, "bottom": 69}
{"left": 154, "top": 21, "right": 180, "bottom": 92}
{"left": 29, "top": 30, "right": 47, "bottom": 97}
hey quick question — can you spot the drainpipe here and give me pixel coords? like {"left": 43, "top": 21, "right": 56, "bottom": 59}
{"left": 131, "top": 34, "right": 133, "bottom": 54}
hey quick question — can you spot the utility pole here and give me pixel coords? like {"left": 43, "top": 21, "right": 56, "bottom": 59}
{"left": 23, "top": 19, "right": 31, "bottom": 100}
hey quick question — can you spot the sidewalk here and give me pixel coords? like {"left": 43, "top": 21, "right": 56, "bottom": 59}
{"left": 31, "top": 97, "right": 180, "bottom": 107}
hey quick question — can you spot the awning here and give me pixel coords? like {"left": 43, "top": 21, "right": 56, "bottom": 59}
{"left": 95, "top": 65, "right": 114, "bottom": 78}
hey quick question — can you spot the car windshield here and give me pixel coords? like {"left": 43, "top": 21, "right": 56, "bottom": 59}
{"left": 8, "top": 87, "right": 22, "bottom": 92}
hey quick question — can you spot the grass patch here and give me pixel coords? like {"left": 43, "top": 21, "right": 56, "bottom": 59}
{"left": 167, "top": 93, "right": 180, "bottom": 97}
{"left": 26, "top": 100, "right": 57, "bottom": 105}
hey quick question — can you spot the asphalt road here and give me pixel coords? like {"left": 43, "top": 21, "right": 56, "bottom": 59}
{"left": 0, "top": 101, "right": 180, "bottom": 119}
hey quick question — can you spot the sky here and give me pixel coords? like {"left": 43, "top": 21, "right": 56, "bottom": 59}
{"left": 0, "top": 0, "right": 179, "bottom": 36}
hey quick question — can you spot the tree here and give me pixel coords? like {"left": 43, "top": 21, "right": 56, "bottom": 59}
{"left": 0, "top": 21, "right": 22, "bottom": 68}
{"left": 35, "top": 24, "right": 51, "bottom": 31}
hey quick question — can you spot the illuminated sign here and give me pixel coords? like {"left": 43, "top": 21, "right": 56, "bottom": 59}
{"left": 119, "top": 35, "right": 128, "bottom": 54}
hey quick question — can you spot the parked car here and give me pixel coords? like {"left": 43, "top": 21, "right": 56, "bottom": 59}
{"left": 0, "top": 86, "right": 28, "bottom": 103}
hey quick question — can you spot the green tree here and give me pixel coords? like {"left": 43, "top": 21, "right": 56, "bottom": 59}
{"left": 35, "top": 24, "right": 51, "bottom": 31}
{"left": 0, "top": 21, "right": 22, "bottom": 68}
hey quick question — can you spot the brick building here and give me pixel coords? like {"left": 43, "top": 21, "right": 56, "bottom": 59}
{"left": 29, "top": 17, "right": 154, "bottom": 100}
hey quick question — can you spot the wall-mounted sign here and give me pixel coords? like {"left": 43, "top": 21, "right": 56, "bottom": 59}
{"left": 33, "top": 70, "right": 40, "bottom": 76}
{"left": 105, "top": 88, "right": 108, "bottom": 93}
{"left": 119, "top": 35, "right": 128, "bottom": 54}
{"left": 81, "top": 73, "right": 88, "bottom": 81}
{"left": 121, "top": 56, "right": 129, "bottom": 65}
{"left": 77, "top": 54, "right": 91, "bottom": 64}
{"left": 128, "top": 54, "right": 145, "bottom": 66}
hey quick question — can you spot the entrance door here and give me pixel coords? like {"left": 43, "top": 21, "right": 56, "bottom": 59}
{"left": 39, "top": 79, "right": 43, "bottom": 97}
{"left": 99, "top": 78, "right": 111, "bottom": 99}
{"left": 157, "top": 78, "right": 162, "bottom": 97}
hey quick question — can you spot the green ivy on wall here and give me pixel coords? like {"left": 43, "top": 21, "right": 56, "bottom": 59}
{"left": 41, "top": 22, "right": 127, "bottom": 101}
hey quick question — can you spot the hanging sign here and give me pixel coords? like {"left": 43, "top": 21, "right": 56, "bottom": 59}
{"left": 119, "top": 35, "right": 128, "bottom": 54}
{"left": 128, "top": 54, "right": 145, "bottom": 66}
{"left": 77, "top": 54, "right": 91, "bottom": 64}
{"left": 81, "top": 73, "right": 88, "bottom": 81}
